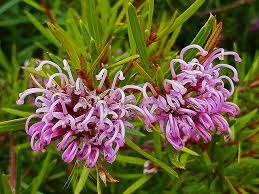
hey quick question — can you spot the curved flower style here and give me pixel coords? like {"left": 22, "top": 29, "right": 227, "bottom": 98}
{"left": 17, "top": 60, "right": 139, "bottom": 168}
{"left": 140, "top": 45, "right": 241, "bottom": 150}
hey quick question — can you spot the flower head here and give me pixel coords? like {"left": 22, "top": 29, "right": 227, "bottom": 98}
{"left": 140, "top": 45, "right": 241, "bottom": 150}
{"left": 17, "top": 60, "right": 138, "bottom": 168}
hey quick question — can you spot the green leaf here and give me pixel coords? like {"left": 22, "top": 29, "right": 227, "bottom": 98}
{"left": 84, "top": 0, "right": 100, "bottom": 47}
{"left": 0, "top": 118, "right": 27, "bottom": 133}
{"left": 90, "top": 38, "right": 99, "bottom": 63}
{"left": 22, "top": 66, "right": 48, "bottom": 78}
{"left": 124, "top": 0, "right": 136, "bottom": 54}
{"left": 96, "top": 168, "right": 102, "bottom": 194}
{"left": 90, "top": 39, "right": 111, "bottom": 78}
{"left": 79, "top": 20, "right": 91, "bottom": 46}
{"left": 153, "top": 131, "right": 162, "bottom": 159}
{"left": 157, "top": 11, "right": 178, "bottom": 40}
{"left": 0, "top": 0, "right": 20, "bottom": 15}
{"left": 2, "top": 107, "right": 33, "bottom": 117}
{"left": 66, "top": 9, "right": 85, "bottom": 49}
{"left": 164, "top": 25, "right": 182, "bottom": 55}
{"left": 108, "top": 55, "right": 139, "bottom": 69}
{"left": 48, "top": 23, "right": 81, "bottom": 70}
{"left": 115, "top": 173, "right": 143, "bottom": 180}
{"left": 158, "top": 0, "right": 205, "bottom": 39}
{"left": 181, "top": 147, "right": 199, "bottom": 156}
{"left": 74, "top": 168, "right": 91, "bottom": 194}
{"left": 244, "top": 50, "right": 259, "bottom": 82}
{"left": 46, "top": 52, "right": 63, "bottom": 64}
{"left": 156, "top": 66, "right": 164, "bottom": 92}
{"left": 126, "top": 138, "right": 178, "bottom": 177}
{"left": 128, "top": 3, "right": 149, "bottom": 68}
{"left": 125, "top": 128, "right": 146, "bottom": 137}
{"left": 133, "top": 61, "right": 154, "bottom": 84}
{"left": 101, "top": 0, "right": 124, "bottom": 44}
{"left": 232, "top": 109, "right": 257, "bottom": 131}
{"left": 23, "top": 0, "right": 44, "bottom": 11}
{"left": 31, "top": 152, "right": 53, "bottom": 194}
{"left": 184, "top": 14, "right": 215, "bottom": 62}
{"left": 1, "top": 174, "right": 12, "bottom": 194}
{"left": 116, "top": 154, "right": 146, "bottom": 165}
{"left": 25, "top": 11, "right": 58, "bottom": 46}
{"left": 147, "top": 0, "right": 154, "bottom": 32}
{"left": 169, "top": 152, "right": 185, "bottom": 169}
{"left": 0, "top": 47, "right": 9, "bottom": 71}
{"left": 123, "top": 175, "right": 153, "bottom": 194}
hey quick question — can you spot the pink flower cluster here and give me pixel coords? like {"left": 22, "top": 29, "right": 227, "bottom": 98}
{"left": 139, "top": 45, "right": 241, "bottom": 150}
{"left": 17, "top": 60, "right": 138, "bottom": 167}
{"left": 17, "top": 44, "right": 241, "bottom": 167}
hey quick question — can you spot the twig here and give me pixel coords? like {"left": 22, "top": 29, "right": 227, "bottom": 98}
{"left": 198, "top": 0, "right": 256, "bottom": 16}
{"left": 41, "top": 0, "right": 55, "bottom": 23}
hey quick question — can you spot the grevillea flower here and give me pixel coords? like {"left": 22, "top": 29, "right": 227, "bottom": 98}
{"left": 17, "top": 59, "right": 139, "bottom": 168}
{"left": 139, "top": 45, "right": 241, "bottom": 150}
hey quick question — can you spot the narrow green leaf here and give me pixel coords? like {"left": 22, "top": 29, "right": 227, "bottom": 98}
{"left": 158, "top": 0, "right": 205, "bottom": 39}
{"left": 0, "top": 0, "right": 20, "bottom": 15}
{"left": 224, "top": 176, "right": 238, "bottom": 194}
{"left": 123, "top": 175, "right": 153, "bottom": 194}
{"left": 153, "top": 131, "right": 162, "bottom": 159}
{"left": 0, "top": 47, "right": 9, "bottom": 70}
{"left": 96, "top": 168, "right": 102, "bottom": 194}
{"left": 2, "top": 108, "right": 32, "bottom": 117}
{"left": 25, "top": 11, "right": 58, "bottom": 45}
{"left": 53, "top": 0, "right": 61, "bottom": 17}
{"left": 23, "top": 0, "right": 44, "bottom": 11}
{"left": 133, "top": 61, "right": 154, "bottom": 84}
{"left": 184, "top": 14, "right": 215, "bottom": 61}
{"left": 126, "top": 138, "right": 178, "bottom": 177}
{"left": 237, "top": 141, "right": 242, "bottom": 164}
{"left": 90, "top": 39, "right": 111, "bottom": 78}
{"left": 128, "top": 3, "right": 149, "bottom": 68}
{"left": 169, "top": 152, "right": 185, "bottom": 169}
{"left": 31, "top": 152, "right": 52, "bottom": 194}
{"left": 66, "top": 9, "right": 85, "bottom": 50}
{"left": 244, "top": 50, "right": 259, "bottom": 82}
{"left": 16, "top": 150, "right": 22, "bottom": 194}
{"left": 108, "top": 55, "right": 139, "bottom": 69}
{"left": 164, "top": 26, "right": 182, "bottom": 55}
{"left": 48, "top": 23, "right": 81, "bottom": 70}
{"left": 125, "top": 128, "right": 146, "bottom": 137}
{"left": 116, "top": 154, "right": 146, "bottom": 165}
{"left": 124, "top": 0, "right": 136, "bottom": 54}
{"left": 0, "top": 17, "right": 27, "bottom": 27}
{"left": 181, "top": 147, "right": 199, "bottom": 156}
{"left": 46, "top": 52, "right": 63, "bottom": 64}
{"left": 74, "top": 168, "right": 91, "bottom": 194}
{"left": 147, "top": 0, "right": 154, "bottom": 32}
{"left": 157, "top": 11, "right": 178, "bottom": 40}
{"left": 79, "top": 20, "right": 91, "bottom": 45}
{"left": 22, "top": 66, "right": 48, "bottom": 78}
{"left": 85, "top": 0, "right": 100, "bottom": 47}
{"left": 0, "top": 124, "right": 26, "bottom": 133}
{"left": 115, "top": 173, "right": 143, "bottom": 180}
{"left": 1, "top": 174, "right": 12, "bottom": 194}
{"left": 232, "top": 109, "right": 257, "bottom": 131}
{"left": 156, "top": 66, "right": 164, "bottom": 92}
{"left": 90, "top": 38, "right": 99, "bottom": 63}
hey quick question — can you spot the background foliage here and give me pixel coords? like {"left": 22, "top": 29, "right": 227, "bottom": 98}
{"left": 0, "top": 0, "right": 258, "bottom": 193}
